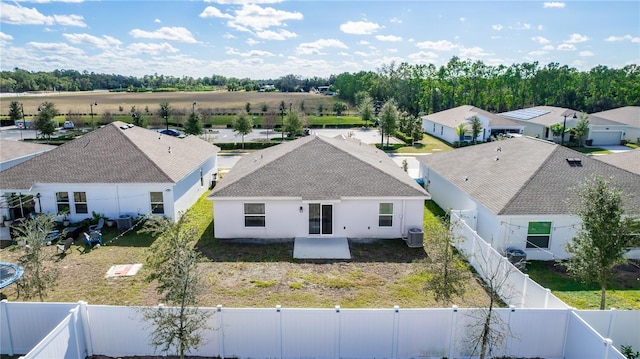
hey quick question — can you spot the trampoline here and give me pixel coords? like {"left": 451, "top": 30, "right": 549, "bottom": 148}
{"left": 0, "top": 262, "right": 24, "bottom": 289}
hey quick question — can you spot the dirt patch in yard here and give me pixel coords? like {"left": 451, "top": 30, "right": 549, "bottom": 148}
{"left": 541, "top": 259, "right": 640, "bottom": 288}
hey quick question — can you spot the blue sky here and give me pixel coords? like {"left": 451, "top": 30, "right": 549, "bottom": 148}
{"left": 1, "top": 0, "right": 638, "bottom": 80}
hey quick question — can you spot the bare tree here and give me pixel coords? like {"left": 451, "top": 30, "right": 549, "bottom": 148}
{"left": 139, "top": 213, "right": 211, "bottom": 359}
{"left": 262, "top": 113, "right": 277, "bottom": 140}
{"left": 14, "top": 215, "right": 59, "bottom": 301}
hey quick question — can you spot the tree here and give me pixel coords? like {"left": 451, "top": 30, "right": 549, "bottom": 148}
{"left": 232, "top": 111, "right": 253, "bottom": 149}
{"left": 262, "top": 113, "right": 277, "bottom": 140}
{"left": 455, "top": 123, "right": 467, "bottom": 145}
{"left": 261, "top": 103, "right": 268, "bottom": 114}
{"left": 333, "top": 101, "right": 348, "bottom": 116}
{"left": 9, "top": 101, "right": 22, "bottom": 124}
{"left": 159, "top": 102, "right": 171, "bottom": 130}
{"left": 572, "top": 115, "right": 589, "bottom": 146}
{"left": 357, "top": 94, "right": 374, "bottom": 126}
{"left": 130, "top": 106, "right": 146, "bottom": 127}
{"left": 14, "top": 215, "right": 59, "bottom": 301}
{"left": 140, "top": 214, "right": 211, "bottom": 359}
{"left": 410, "top": 119, "right": 424, "bottom": 144}
{"left": 470, "top": 116, "right": 483, "bottom": 144}
{"left": 34, "top": 101, "right": 58, "bottom": 139}
{"left": 379, "top": 99, "right": 399, "bottom": 147}
{"left": 549, "top": 123, "right": 565, "bottom": 142}
{"left": 245, "top": 102, "right": 251, "bottom": 114}
{"left": 565, "top": 176, "right": 639, "bottom": 310}
{"left": 184, "top": 111, "right": 203, "bottom": 135}
{"left": 284, "top": 111, "right": 303, "bottom": 137}
{"left": 424, "top": 218, "right": 468, "bottom": 305}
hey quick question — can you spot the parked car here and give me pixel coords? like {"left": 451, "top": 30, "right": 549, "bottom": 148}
{"left": 159, "top": 129, "right": 183, "bottom": 137}
{"left": 63, "top": 121, "right": 75, "bottom": 129}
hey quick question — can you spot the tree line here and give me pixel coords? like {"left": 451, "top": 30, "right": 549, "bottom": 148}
{"left": 2, "top": 57, "right": 638, "bottom": 116}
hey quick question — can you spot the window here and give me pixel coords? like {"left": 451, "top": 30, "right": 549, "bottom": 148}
{"left": 432, "top": 123, "right": 435, "bottom": 132}
{"left": 379, "top": 203, "right": 393, "bottom": 227}
{"left": 244, "top": 203, "right": 265, "bottom": 227}
{"left": 56, "top": 192, "right": 69, "bottom": 214}
{"left": 200, "top": 168, "right": 204, "bottom": 187}
{"left": 73, "top": 192, "right": 88, "bottom": 214}
{"left": 526, "top": 221, "right": 551, "bottom": 249}
{"left": 150, "top": 192, "right": 164, "bottom": 214}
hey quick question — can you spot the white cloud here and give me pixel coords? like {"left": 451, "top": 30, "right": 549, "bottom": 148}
{"left": 375, "top": 35, "right": 402, "bottom": 42}
{"left": 579, "top": 51, "right": 594, "bottom": 57}
{"left": 225, "top": 46, "right": 275, "bottom": 57}
{"left": 537, "top": 25, "right": 544, "bottom": 30}
{"left": 199, "top": 6, "right": 234, "bottom": 19}
{"left": 154, "top": 19, "right": 161, "bottom": 23}
{"left": 63, "top": 33, "right": 122, "bottom": 50}
{"left": 127, "top": 42, "right": 179, "bottom": 55}
{"left": 390, "top": 17, "right": 402, "bottom": 24}
{"left": 246, "top": 38, "right": 260, "bottom": 46}
{"left": 543, "top": 2, "right": 566, "bottom": 8}
{"left": 0, "top": 3, "right": 86, "bottom": 27}
{"left": 206, "top": 0, "right": 283, "bottom": 4}
{"left": 223, "top": 33, "right": 236, "bottom": 39}
{"left": 542, "top": 45, "right": 555, "bottom": 50}
{"left": 557, "top": 43, "right": 576, "bottom": 51}
{"left": 510, "top": 22, "right": 531, "bottom": 30}
{"left": 0, "top": 32, "right": 14, "bottom": 41}
{"left": 340, "top": 20, "right": 381, "bottom": 35}
{"left": 531, "top": 36, "right": 550, "bottom": 44}
{"left": 129, "top": 27, "right": 198, "bottom": 43}
{"left": 354, "top": 51, "right": 369, "bottom": 57}
{"left": 408, "top": 51, "right": 438, "bottom": 63}
{"left": 492, "top": 24, "right": 503, "bottom": 31}
{"left": 358, "top": 40, "right": 370, "bottom": 45}
{"left": 256, "top": 29, "right": 297, "bottom": 40}
{"left": 415, "top": 39, "right": 457, "bottom": 51}
{"left": 605, "top": 34, "right": 640, "bottom": 43}
{"left": 565, "top": 33, "right": 588, "bottom": 43}
{"left": 296, "top": 38, "right": 348, "bottom": 55}
{"left": 459, "top": 46, "right": 493, "bottom": 58}
{"left": 26, "top": 41, "right": 84, "bottom": 56}
{"left": 459, "top": 17, "right": 466, "bottom": 22}
{"left": 528, "top": 50, "right": 548, "bottom": 56}
{"left": 229, "top": 4, "right": 303, "bottom": 32}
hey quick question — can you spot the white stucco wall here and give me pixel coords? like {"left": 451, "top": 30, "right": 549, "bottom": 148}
{"left": 212, "top": 197, "right": 425, "bottom": 239}
{"left": 172, "top": 156, "right": 218, "bottom": 220}
{"left": 422, "top": 119, "right": 455, "bottom": 144}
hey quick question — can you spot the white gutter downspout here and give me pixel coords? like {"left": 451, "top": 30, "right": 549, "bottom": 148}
{"left": 401, "top": 200, "right": 406, "bottom": 238}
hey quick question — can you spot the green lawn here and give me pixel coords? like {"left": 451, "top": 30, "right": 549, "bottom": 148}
{"left": 526, "top": 261, "right": 640, "bottom": 309}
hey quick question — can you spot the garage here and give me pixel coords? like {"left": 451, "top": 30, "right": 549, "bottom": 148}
{"left": 590, "top": 131, "right": 623, "bottom": 146}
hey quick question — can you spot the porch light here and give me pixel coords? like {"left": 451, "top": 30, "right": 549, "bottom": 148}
{"left": 299, "top": 206, "right": 303, "bottom": 213}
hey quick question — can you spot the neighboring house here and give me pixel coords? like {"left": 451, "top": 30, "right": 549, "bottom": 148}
{"left": 591, "top": 106, "right": 640, "bottom": 144}
{"left": 421, "top": 105, "right": 524, "bottom": 144}
{"left": 0, "top": 121, "right": 219, "bottom": 223}
{"left": 209, "top": 135, "right": 429, "bottom": 239}
{"left": 417, "top": 136, "right": 640, "bottom": 260}
{"left": 0, "top": 140, "right": 55, "bottom": 171}
{"left": 500, "top": 106, "right": 630, "bottom": 146}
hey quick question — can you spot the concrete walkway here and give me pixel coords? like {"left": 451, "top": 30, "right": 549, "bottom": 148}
{"left": 293, "top": 237, "right": 351, "bottom": 259}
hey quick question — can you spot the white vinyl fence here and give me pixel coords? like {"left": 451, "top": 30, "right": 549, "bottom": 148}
{"left": 450, "top": 211, "right": 569, "bottom": 309}
{"left": 0, "top": 300, "right": 630, "bottom": 359}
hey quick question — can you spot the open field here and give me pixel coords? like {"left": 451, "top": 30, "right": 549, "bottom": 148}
{"left": 0, "top": 91, "right": 343, "bottom": 117}
{"left": 0, "top": 196, "right": 492, "bottom": 308}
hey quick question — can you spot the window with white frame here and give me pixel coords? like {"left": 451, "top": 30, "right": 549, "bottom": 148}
{"left": 244, "top": 203, "right": 265, "bottom": 227}
{"left": 379, "top": 203, "right": 393, "bottom": 227}
{"left": 56, "top": 192, "right": 69, "bottom": 214}
{"left": 526, "top": 221, "right": 551, "bottom": 249}
{"left": 73, "top": 192, "right": 88, "bottom": 214}
{"left": 150, "top": 192, "right": 164, "bottom": 214}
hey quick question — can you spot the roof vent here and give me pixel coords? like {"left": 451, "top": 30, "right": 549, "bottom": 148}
{"left": 494, "top": 156, "right": 499, "bottom": 161}
{"left": 127, "top": 124, "right": 134, "bottom": 128}
{"left": 566, "top": 158, "right": 582, "bottom": 167}
{"left": 496, "top": 147, "right": 502, "bottom": 152}
{"left": 120, "top": 125, "right": 128, "bottom": 130}
{"left": 168, "top": 146, "right": 172, "bottom": 154}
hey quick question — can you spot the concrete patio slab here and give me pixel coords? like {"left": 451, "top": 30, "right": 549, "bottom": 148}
{"left": 293, "top": 237, "right": 351, "bottom": 259}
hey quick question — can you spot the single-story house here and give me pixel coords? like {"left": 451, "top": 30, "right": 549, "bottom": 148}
{"left": 593, "top": 148, "right": 640, "bottom": 175}
{"left": 591, "top": 106, "right": 640, "bottom": 144}
{"left": 209, "top": 135, "right": 430, "bottom": 239}
{"left": 500, "top": 106, "right": 631, "bottom": 146}
{"left": 417, "top": 136, "right": 640, "bottom": 260}
{"left": 0, "top": 140, "right": 56, "bottom": 171}
{"left": 421, "top": 105, "right": 524, "bottom": 144}
{"left": 0, "top": 121, "right": 219, "bottom": 224}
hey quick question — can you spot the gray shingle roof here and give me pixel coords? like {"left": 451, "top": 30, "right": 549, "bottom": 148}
{"left": 0, "top": 140, "right": 55, "bottom": 162}
{"left": 0, "top": 122, "right": 219, "bottom": 190}
{"left": 592, "top": 106, "right": 640, "bottom": 128}
{"left": 500, "top": 105, "right": 624, "bottom": 127}
{"left": 593, "top": 149, "right": 640, "bottom": 175}
{"left": 210, "top": 135, "right": 429, "bottom": 200}
{"left": 417, "top": 136, "right": 640, "bottom": 215}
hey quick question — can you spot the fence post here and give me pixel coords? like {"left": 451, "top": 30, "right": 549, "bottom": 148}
{"left": 1, "top": 300, "right": 14, "bottom": 356}
{"left": 78, "top": 301, "right": 92, "bottom": 357}
{"left": 606, "top": 308, "right": 617, "bottom": 338}
{"left": 603, "top": 338, "right": 614, "bottom": 359}
{"left": 449, "top": 305, "right": 458, "bottom": 359}
{"left": 334, "top": 306, "right": 341, "bottom": 359}
{"left": 507, "top": 305, "right": 516, "bottom": 357}
{"left": 276, "top": 305, "right": 282, "bottom": 359}
{"left": 69, "top": 306, "right": 83, "bottom": 359}
{"left": 392, "top": 306, "right": 399, "bottom": 359}
{"left": 521, "top": 274, "right": 529, "bottom": 308}
{"left": 544, "top": 288, "right": 551, "bottom": 308}
{"left": 217, "top": 305, "right": 224, "bottom": 359}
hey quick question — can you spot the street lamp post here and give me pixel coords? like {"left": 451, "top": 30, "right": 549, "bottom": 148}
{"left": 90, "top": 102, "right": 97, "bottom": 123}
{"left": 164, "top": 116, "right": 169, "bottom": 131}
{"left": 20, "top": 103, "right": 25, "bottom": 140}
{"left": 280, "top": 103, "right": 285, "bottom": 142}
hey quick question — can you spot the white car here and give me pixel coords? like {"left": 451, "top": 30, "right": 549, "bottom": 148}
{"left": 63, "top": 121, "right": 75, "bottom": 129}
